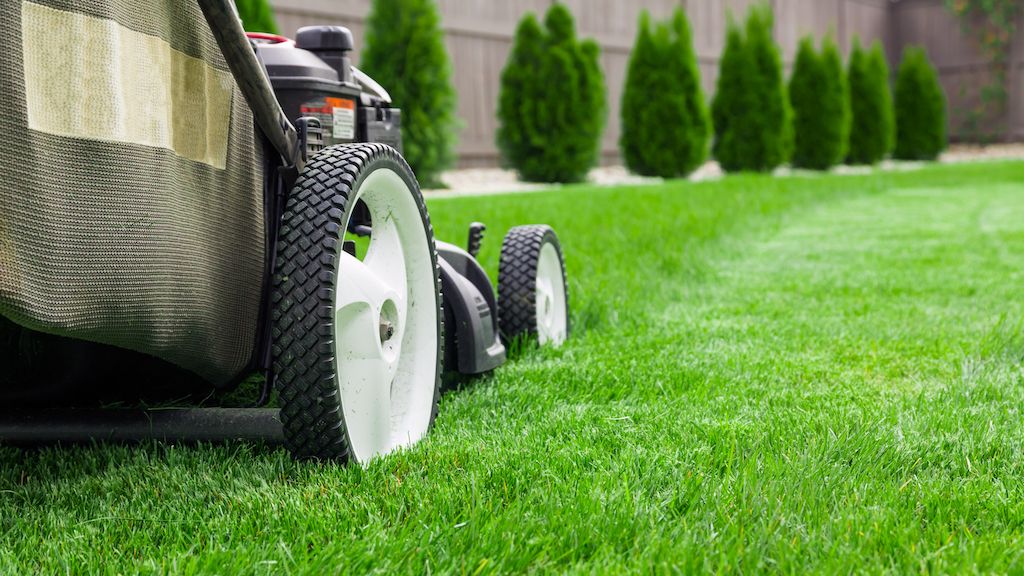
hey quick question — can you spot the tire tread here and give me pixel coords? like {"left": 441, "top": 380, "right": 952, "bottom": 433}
{"left": 271, "top": 143, "right": 441, "bottom": 461}
{"left": 497, "top": 225, "right": 568, "bottom": 343}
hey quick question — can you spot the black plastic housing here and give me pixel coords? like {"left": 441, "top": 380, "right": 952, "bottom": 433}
{"left": 436, "top": 241, "right": 506, "bottom": 375}
{"left": 255, "top": 28, "right": 402, "bottom": 152}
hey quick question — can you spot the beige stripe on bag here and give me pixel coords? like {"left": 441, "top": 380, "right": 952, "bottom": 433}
{"left": 21, "top": 1, "right": 233, "bottom": 169}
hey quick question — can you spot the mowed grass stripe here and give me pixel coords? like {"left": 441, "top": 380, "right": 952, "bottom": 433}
{"left": 2, "top": 162, "right": 1023, "bottom": 573}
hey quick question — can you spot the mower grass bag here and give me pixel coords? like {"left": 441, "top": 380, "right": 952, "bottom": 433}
{"left": 0, "top": 0, "right": 264, "bottom": 389}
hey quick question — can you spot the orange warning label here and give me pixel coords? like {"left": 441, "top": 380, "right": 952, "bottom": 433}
{"left": 300, "top": 98, "right": 355, "bottom": 115}
{"left": 326, "top": 97, "right": 355, "bottom": 110}
{"left": 299, "top": 97, "right": 357, "bottom": 142}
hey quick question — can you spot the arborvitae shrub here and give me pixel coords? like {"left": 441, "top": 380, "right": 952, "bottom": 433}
{"left": 822, "top": 38, "right": 851, "bottom": 162}
{"left": 362, "top": 0, "right": 457, "bottom": 186}
{"left": 579, "top": 38, "right": 607, "bottom": 168}
{"left": 867, "top": 43, "right": 896, "bottom": 157}
{"left": 745, "top": 6, "right": 791, "bottom": 171}
{"left": 497, "top": 15, "right": 545, "bottom": 179}
{"left": 669, "top": 9, "right": 711, "bottom": 174}
{"left": 235, "top": 0, "right": 278, "bottom": 34}
{"left": 847, "top": 39, "right": 895, "bottom": 165}
{"left": 712, "top": 5, "right": 790, "bottom": 172}
{"left": 711, "top": 20, "right": 748, "bottom": 172}
{"left": 621, "top": 13, "right": 663, "bottom": 176}
{"left": 789, "top": 36, "right": 849, "bottom": 170}
{"left": 620, "top": 9, "right": 708, "bottom": 178}
{"left": 894, "top": 46, "right": 946, "bottom": 161}
{"left": 497, "top": 3, "right": 606, "bottom": 183}
{"left": 789, "top": 38, "right": 825, "bottom": 168}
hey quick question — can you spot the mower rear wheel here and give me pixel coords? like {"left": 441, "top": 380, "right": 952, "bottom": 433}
{"left": 272, "top": 144, "right": 442, "bottom": 463}
{"left": 498, "top": 225, "right": 569, "bottom": 346}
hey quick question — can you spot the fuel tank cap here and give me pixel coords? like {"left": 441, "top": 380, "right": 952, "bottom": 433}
{"left": 296, "top": 26, "right": 354, "bottom": 53}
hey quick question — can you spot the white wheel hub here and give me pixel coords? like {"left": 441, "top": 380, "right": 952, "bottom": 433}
{"left": 535, "top": 242, "right": 567, "bottom": 346}
{"left": 333, "top": 167, "right": 437, "bottom": 463}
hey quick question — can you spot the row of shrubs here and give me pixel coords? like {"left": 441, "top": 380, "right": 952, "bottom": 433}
{"left": 240, "top": 0, "right": 948, "bottom": 184}
{"left": 498, "top": 3, "right": 947, "bottom": 181}
{"left": 661, "top": 6, "right": 948, "bottom": 179}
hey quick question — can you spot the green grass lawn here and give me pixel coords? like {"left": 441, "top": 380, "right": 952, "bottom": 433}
{"left": 3, "top": 162, "right": 1024, "bottom": 573}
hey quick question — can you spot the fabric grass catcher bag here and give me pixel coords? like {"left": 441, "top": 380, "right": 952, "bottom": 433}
{"left": 0, "top": 0, "right": 264, "bottom": 387}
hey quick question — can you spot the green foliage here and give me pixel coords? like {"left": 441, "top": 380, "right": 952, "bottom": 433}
{"left": 712, "top": 5, "right": 790, "bottom": 173}
{"left": 746, "top": 6, "right": 792, "bottom": 170}
{"left": 497, "top": 15, "right": 545, "bottom": 178}
{"left": 711, "top": 21, "right": 746, "bottom": 171}
{"left": 362, "top": 0, "right": 457, "bottom": 187}
{"left": 789, "top": 36, "right": 849, "bottom": 170}
{"left": 847, "top": 39, "right": 894, "bottom": 165}
{"left": 620, "top": 9, "right": 709, "bottom": 178}
{"left": 894, "top": 46, "right": 947, "bottom": 161}
{"left": 621, "top": 13, "right": 661, "bottom": 176}
{"left": 579, "top": 37, "right": 607, "bottom": 169}
{"left": 944, "top": 0, "right": 1021, "bottom": 139}
{"left": 789, "top": 38, "right": 824, "bottom": 169}
{"left": 234, "top": 0, "right": 278, "bottom": 34}
{"left": 497, "top": 4, "right": 607, "bottom": 183}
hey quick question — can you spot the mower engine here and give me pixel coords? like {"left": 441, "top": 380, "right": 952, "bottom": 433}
{"left": 251, "top": 28, "right": 402, "bottom": 153}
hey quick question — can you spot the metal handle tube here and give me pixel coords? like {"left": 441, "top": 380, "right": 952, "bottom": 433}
{"left": 197, "top": 0, "right": 299, "bottom": 166}
{"left": 0, "top": 409, "right": 284, "bottom": 445}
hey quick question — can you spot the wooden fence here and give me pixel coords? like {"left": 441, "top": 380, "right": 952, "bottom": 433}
{"left": 891, "top": 0, "right": 1024, "bottom": 142}
{"left": 269, "top": 0, "right": 1019, "bottom": 166}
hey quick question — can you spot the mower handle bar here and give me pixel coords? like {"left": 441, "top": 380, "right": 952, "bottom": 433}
{"left": 197, "top": 0, "right": 301, "bottom": 172}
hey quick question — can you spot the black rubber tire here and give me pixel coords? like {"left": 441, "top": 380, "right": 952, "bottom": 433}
{"left": 271, "top": 143, "right": 442, "bottom": 461}
{"left": 497, "top": 225, "right": 569, "bottom": 344}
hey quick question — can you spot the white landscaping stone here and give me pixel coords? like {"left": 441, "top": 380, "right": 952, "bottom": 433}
{"left": 423, "top": 144, "right": 1024, "bottom": 198}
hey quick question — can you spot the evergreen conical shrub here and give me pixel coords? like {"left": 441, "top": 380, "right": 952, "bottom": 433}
{"left": 620, "top": 9, "right": 709, "bottom": 178}
{"left": 621, "top": 13, "right": 663, "bottom": 176}
{"left": 235, "top": 0, "right": 279, "bottom": 34}
{"left": 789, "top": 38, "right": 825, "bottom": 168}
{"left": 497, "top": 15, "right": 545, "bottom": 178}
{"left": 894, "top": 46, "right": 946, "bottom": 161}
{"left": 670, "top": 8, "right": 711, "bottom": 174}
{"left": 711, "top": 18, "right": 749, "bottom": 172}
{"left": 789, "top": 36, "right": 849, "bottom": 170}
{"left": 745, "top": 5, "right": 791, "bottom": 171}
{"left": 822, "top": 37, "right": 850, "bottom": 162}
{"left": 362, "top": 0, "right": 457, "bottom": 186}
{"left": 497, "top": 3, "right": 606, "bottom": 183}
{"left": 712, "top": 5, "right": 790, "bottom": 172}
{"left": 579, "top": 37, "right": 608, "bottom": 168}
{"left": 868, "top": 43, "right": 896, "bottom": 156}
{"left": 847, "top": 39, "right": 895, "bottom": 165}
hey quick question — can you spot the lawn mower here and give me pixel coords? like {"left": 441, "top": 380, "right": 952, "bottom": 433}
{"left": 0, "top": 0, "right": 569, "bottom": 463}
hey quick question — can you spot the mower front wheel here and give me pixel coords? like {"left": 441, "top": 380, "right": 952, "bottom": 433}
{"left": 272, "top": 144, "right": 442, "bottom": 463}
{"left": 498, "top": 225, "right": 569, "bottom": 346}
